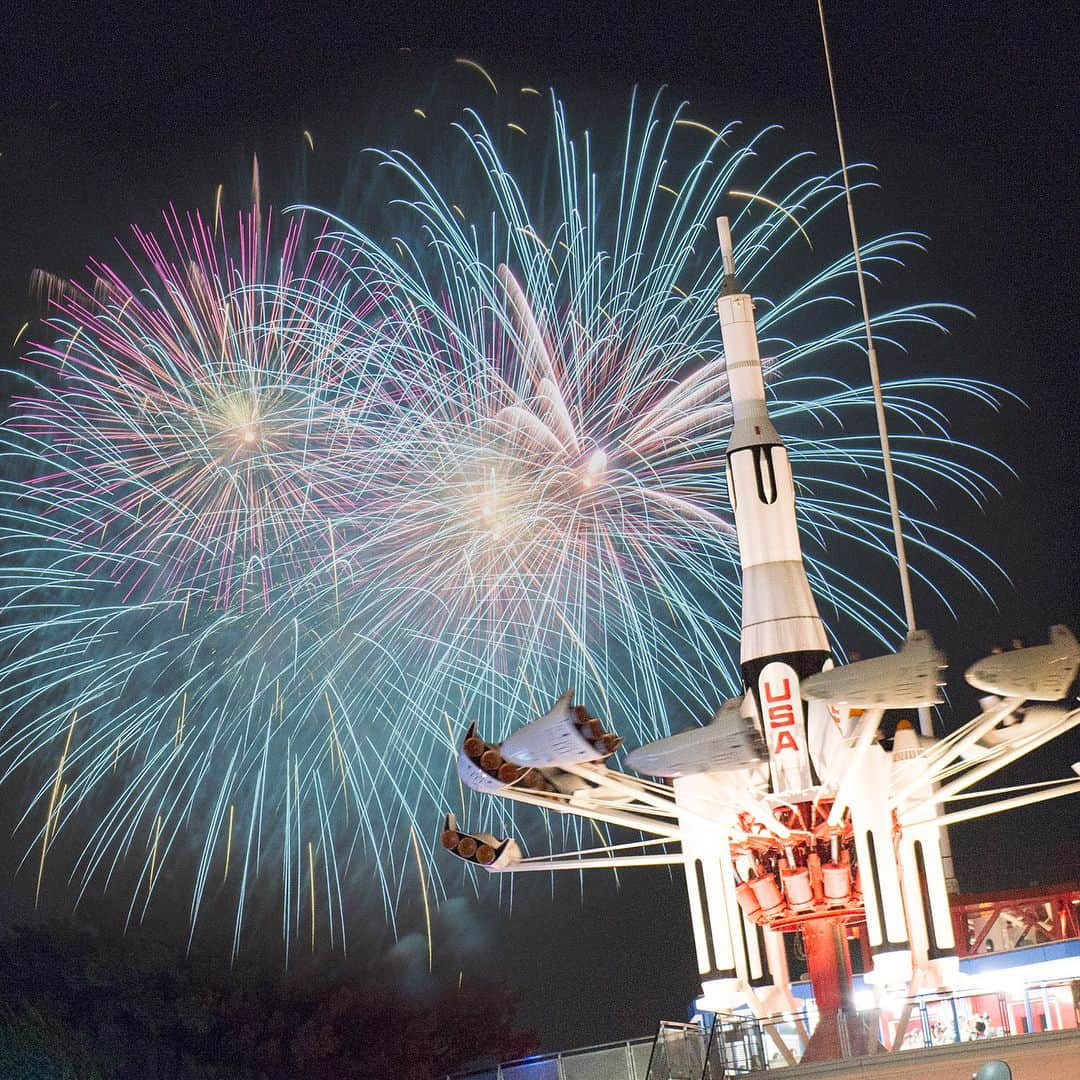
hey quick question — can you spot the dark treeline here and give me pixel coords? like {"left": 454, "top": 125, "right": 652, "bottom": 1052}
{"left": 0, "top": 921, "right": 535, "bottom": 1079}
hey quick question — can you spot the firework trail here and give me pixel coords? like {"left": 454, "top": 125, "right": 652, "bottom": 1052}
{"left": 0, "top": 87, "right": 1009, "bottom": 954}
{"left": 0, "top": 205, "right": 423, "bottom": 953}
{"left": 319, "top": 86, "right": 1008, "bottom": 753}
{"left": 6, "top": 206, "right": 389, "bottom": 612}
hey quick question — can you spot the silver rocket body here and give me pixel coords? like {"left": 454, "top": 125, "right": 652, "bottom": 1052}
{"left": 715, "top": 218, "right": 830, "bottom": 795}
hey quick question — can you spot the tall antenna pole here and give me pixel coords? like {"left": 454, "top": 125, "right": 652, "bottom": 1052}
{"left": 816, "top": 0, "right": 918, "bottom": 640}
{"left": 816, "top": 1, "right": 956, "bottom": 891}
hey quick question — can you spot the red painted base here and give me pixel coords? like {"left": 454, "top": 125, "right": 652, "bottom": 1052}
{"left": 800, "top": 917, "right": 881, "bottom": 1063}
{"left": 802, "top": 1008, "right": 878, "bottom": 1063}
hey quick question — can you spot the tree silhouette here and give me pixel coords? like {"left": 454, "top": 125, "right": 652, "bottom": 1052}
{"left": 0, "top": 921, "right": 535, "bottom": 1079}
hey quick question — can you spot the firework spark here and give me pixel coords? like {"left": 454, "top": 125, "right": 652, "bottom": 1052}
{"left": 8, "top": 206, "right": 388, "bottom": 612}
{"left": 0, "top": 89, "right": 1010, "bottom": 954}
{"left": 319, "top": 88, "right": 1008, "bottom": 749}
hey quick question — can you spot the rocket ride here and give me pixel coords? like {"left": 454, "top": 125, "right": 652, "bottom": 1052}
{"left": 442, "top": 220, "right": 1080, "bottom": 1061}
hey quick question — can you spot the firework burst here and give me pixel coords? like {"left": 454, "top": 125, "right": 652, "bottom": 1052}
{"left": 7, "top": 206, "right": 383, "bottom": 612}
{"left": 319, "top": 89, "right": 1008, "bottom": 745}
{"left": 0, "top": 88, "right": 1010, "bottom": 953}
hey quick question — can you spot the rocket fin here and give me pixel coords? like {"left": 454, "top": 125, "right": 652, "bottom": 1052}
{"left": 800, "top": 631, "right": 945, "bottom": 709}
{"left": 806, "top": 697, "right": 849, "bottom": 787}
{"left": 965, "top": 625, "right": 1080, "bottom": 701}
{"left": 500, "top": 690, "right": 620, "bottom": 767}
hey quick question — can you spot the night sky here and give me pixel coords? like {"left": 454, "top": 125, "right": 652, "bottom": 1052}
{"left": 2, "top": 0, "right": 1078, "bottom": 1053}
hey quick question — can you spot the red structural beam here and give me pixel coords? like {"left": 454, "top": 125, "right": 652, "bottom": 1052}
{"left": 950, "top": 882, "right": 1080, "bottom": 958}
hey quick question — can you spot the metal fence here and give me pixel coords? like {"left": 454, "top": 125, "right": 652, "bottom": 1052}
{"left": 692, "top": 976, "right": 1080, "bottom": 1074}
{"left": 443, "top": 975, "right": 1080, "bottom": 1079}
{"left": 642, "top": 1017, "right": 767, "bottom": 1079}
{"left": 642, "top": 1021, "right": 709, "bottom": 1080}
{"left": 441, "top": 1037, "right": 654, "bottom": 1080}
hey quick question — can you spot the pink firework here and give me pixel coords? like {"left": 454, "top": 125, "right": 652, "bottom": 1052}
{"left": 12, "top": 205, "right": 386, "bottom": 612}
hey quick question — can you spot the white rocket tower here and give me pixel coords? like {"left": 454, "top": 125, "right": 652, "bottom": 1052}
{"left": 712, "top": 216, "right": 918, "bottom": 990}
{"left": 715, "top": 217, "right": 829, "bottom": 795}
